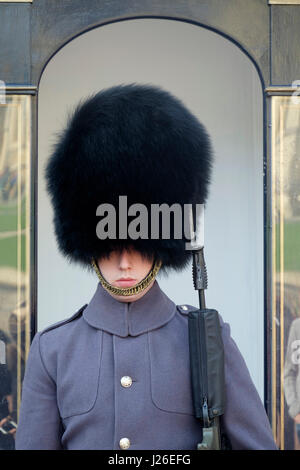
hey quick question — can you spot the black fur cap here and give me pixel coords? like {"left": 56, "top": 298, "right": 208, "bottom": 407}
{"left": 45, "top": 83, "right": 214, "bottom": 273}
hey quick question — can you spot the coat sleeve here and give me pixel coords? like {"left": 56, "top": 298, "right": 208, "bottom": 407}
{"left": 15, "top": 332, "right": 63, "bottom": 450}
{"left": 219, "top": 318, "right": 277, "bottom": 450}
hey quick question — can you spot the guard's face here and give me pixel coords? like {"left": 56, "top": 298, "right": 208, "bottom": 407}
{"left": 97, "top": 247, "right": 154, "bottom": 302}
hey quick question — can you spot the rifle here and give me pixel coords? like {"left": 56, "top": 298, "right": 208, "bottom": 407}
{"left": 187, "top": 205, "right": 230, "bottom": 450}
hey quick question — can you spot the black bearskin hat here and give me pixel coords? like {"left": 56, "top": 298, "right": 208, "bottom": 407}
{"left": 45, "top": 83, "right": 213, "bottom": 273}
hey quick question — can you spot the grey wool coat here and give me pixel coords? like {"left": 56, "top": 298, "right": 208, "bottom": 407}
{"left": 16, "top": 281, "right": 277, "bottom": 450}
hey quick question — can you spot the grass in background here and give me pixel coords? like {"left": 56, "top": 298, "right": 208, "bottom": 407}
{"left": 275, "top": 220, "right": 300, "bottom": 272}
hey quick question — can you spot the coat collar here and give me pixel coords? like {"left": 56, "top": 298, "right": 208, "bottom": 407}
{"left": 83, "top": 280, "right": 177, "bottom": 337}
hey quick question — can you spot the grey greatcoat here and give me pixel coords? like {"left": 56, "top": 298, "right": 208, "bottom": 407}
{"left": 15, "top": 281, "right": 277, "bottom": 450}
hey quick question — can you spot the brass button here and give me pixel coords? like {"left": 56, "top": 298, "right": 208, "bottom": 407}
{"left": 119, "top": 437, "right": 130, "bottom": 449}
{"left": 181, "top": 305, "right": 188, "bottom": 311}
{"left": 121, "top": 376, "right": 133, "bottom": 388}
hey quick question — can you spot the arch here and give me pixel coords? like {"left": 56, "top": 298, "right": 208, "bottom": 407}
{"left": 37, "top": 15, "right": 266, "bottom": 91}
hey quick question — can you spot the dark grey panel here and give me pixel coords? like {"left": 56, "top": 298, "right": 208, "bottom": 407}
{"left": 0, "top": 4, "right": 31, "bottom": 83}
{"left": 30, "top": 0, "right": 270, "bottom": 87}
{"left": 271, "top": 5, "right": 300, "bottom": 85}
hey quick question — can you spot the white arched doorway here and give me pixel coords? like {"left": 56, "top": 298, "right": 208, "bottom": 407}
{"left": 38, "top": 18, "right": 264, "bottom": 397}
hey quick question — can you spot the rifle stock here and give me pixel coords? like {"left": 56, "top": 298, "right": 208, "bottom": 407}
{"left": 188, "top": 308, "right": 225, "bottom": 450}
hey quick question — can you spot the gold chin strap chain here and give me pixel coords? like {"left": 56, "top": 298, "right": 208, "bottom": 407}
{"left": 91, "top": 258, "right": 162, "bottom": 297}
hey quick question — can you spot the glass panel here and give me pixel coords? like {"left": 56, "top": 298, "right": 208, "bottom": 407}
{"left": 0, "top": 95, "right": 31, "bottom": 450}
{"left": 271, "top": 96, "right": 300, "bottom": 450}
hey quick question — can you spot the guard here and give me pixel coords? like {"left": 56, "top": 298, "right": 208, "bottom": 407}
{"left": 15, "top": 83, "right": 277, "bottom": 450}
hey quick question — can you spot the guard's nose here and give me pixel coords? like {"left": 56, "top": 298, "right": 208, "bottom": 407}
{"left": 118, "top": 249, "right": 132, "bottom": 270}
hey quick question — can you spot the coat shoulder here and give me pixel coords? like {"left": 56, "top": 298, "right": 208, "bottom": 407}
{"left": 39, "top": 304, "right": 88, "bottom": 337}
